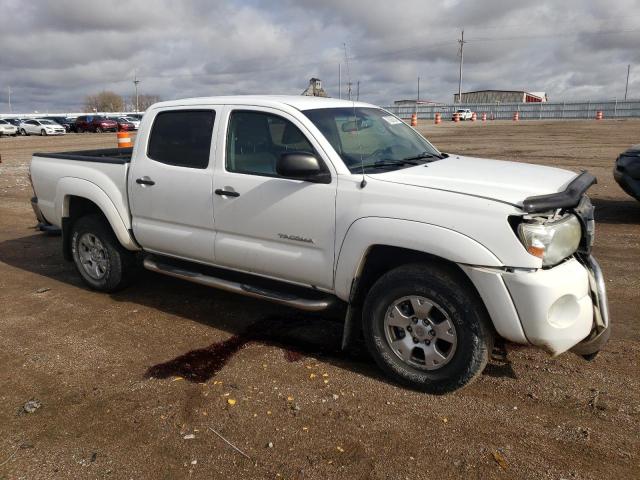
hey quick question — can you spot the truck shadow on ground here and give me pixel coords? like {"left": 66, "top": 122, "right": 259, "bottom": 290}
{"left": 0, "top": 232, "right": 518, "bottom": 389}
{"left": 592, "top": 198, "right": 640, "bottom": 225}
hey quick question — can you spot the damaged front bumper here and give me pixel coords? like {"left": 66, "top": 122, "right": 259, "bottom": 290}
{"left": 569, "top": 256, "right": 611, "bottom": 358}
{"left": 499, "top": 255, "right": 610, "bottom": 357}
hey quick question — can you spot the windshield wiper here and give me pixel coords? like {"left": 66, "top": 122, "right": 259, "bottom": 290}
{"left": 401, "top": 151, "right": 444, "bottom": 162}
{"left": 363, "top": 159, "right": 424, "bottom": 170}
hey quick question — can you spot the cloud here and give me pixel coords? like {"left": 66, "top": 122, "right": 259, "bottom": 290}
{"left": 0, "top": 0, "right": 639, "bottom": 113}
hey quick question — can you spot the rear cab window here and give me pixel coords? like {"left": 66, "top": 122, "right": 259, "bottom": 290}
{"left": 147, "top": 110, "right": 216, "bottom": 169}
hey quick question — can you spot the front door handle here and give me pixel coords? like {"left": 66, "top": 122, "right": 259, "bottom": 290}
{"left": 136, "top": 177, "right": 155, "bottom": 186}
{"left": 215, "top": 189, "right": 240, "bottom": 197}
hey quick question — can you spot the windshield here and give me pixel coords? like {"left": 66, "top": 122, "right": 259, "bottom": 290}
{"left": 303, "top": 107, "right": 442, "bottom": 172}
{"left": 39, "top": 120, "right": 56, "bottom": 125}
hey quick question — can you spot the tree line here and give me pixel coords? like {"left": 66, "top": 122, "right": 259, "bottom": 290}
{"left": 84, "top": 91, "right": 161, "bottom": 112}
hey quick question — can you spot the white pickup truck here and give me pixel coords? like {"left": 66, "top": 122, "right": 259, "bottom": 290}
{"left": 29, "top": 96, "right": 609, "bottom": 393}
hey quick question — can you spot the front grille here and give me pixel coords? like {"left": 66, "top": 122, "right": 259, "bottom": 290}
{"left": 574, "top": 195, "right": 595, "bottom": 253}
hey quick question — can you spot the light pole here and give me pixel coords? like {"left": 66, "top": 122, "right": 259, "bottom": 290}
{"left": 133, "top": 71, "right": 140, "bottom": 112}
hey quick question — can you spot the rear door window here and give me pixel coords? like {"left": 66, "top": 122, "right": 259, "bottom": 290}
{"left": 147, "top": 110, "right": 216, "bottom": 169}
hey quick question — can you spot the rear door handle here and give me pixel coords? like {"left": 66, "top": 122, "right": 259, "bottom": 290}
{"left": 215, "top": 189, "right": 240, "bottom": 197}
{"left": 136, "top": 177, "right": 155, "bottom": 186}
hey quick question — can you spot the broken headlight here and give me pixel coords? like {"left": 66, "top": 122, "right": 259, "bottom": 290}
{"left": 517, "top": 214, "right": 581, "bottom": 267}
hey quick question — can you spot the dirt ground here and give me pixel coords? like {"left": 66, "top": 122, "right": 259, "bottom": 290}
{"left": 0, "top": 121, "right": 638, "bottom": 479}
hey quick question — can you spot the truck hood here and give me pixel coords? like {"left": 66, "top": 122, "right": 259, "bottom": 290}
{"left": 372, "top": 154, "right": 578, "bottom": 208}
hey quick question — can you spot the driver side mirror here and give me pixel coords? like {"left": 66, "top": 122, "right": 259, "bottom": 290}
{"left": 276, "top": 152, "right": 331, "bottom": 184}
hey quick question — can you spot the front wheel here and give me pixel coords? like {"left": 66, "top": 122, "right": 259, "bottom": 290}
{"left": 21, "top": 129, "right": 28, "bottom": 136}
{"left": 362, "top": 263, "right": 493, "bottom": 394}
{"left": 40, "top": 129, "right": 47, "bottom": 136}
{"left": 96, "top": 127, "right": 102, "bottom": 133}
{"left": 70, "top": 214, "right": 138, "bottom": 292}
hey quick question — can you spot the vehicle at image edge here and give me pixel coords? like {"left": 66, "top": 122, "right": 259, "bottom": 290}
{"left": 0, "top": 119, "right": 18, "bottom": 136}
{"left": 46, "top": 116, "right": 75, "bottom": 133}
{"left": 614, "top": 144, "right": 640, "bottom": 201}
{"left": 74, "top": 115, "right": 118, "bottom": 133}
{"left": 28, "top": 96, "right": 610, "bottom": 393}
{"left": 4, "top": 118, "right": 28, "bottom": 134}
{"left": 107, "top": 116, "right": 137, "bottom": 131}
{"left": 452, "top": 108, "right": 474, "bottom": 120}
{"left": 19, "top": 118, "right": 66, "bottom": 136}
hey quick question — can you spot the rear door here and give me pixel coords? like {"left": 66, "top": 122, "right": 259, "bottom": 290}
{"left": 128, "top": 108, "right": 218, "bottom": 263}
{"left": 211, "top": 106, "right": 337, "bottom": 289}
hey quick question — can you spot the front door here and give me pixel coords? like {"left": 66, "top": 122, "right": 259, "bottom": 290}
{"left": 128, "top": 108, "right": 218, "bottom": 263}
{"left": 212, "top": 107, "right": 337, "bottom": 290}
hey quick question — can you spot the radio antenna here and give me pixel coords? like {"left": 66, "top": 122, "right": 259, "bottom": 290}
{"left": 344, "top": 42, "right": 366, "bottom": 188}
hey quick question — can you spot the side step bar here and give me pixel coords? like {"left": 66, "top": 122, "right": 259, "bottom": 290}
{"left": 143, "top": 257, "right": 335, "bottom": 312}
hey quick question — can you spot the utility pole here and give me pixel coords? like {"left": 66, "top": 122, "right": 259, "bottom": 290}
{"left": 7, "top": 86, "right": 12, "bottom": 113}
{"left": 133, "top": 71, "right": 140, "bottom": 112}
{"left": 417, "top": 76, "right": 420, "bottom": 102}
{"left": 624, "top": 64, "right": 631, "bottom": 100}
{"left": 457, "top": 29, "right": 466, "bottom": 103}
{"left": 356, "top": 81, "right": 360, "bottom": 101}
{"left": 338, "top": 64, "right": 341, "bottom": 100}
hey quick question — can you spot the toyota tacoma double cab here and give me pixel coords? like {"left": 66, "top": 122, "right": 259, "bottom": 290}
{"left": 28, "top": 96, "right": 610, "bottom": 393}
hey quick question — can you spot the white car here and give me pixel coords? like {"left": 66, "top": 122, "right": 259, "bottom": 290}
{"left": 28, "top": 96, "right": 609, "bottom": 393}
{"left": 121, "top": 116, "right": 141, "bottom": 129}
{"left": 0, "top": 119, "right": 18, "bottom": 136}
{"left": 19, "top": 118, "right": 66, "bottom": 136}
{"left": 452, "top": 108, "right": 474, "bottom": 121}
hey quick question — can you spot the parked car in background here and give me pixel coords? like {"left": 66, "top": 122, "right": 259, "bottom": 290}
{"left": 75, "top": 115, "right": 118, "bottom": 133}
{"left": 452, "top": 109, "right": 474, "bottom": 121}
{"left": 19, "top": 118, "right": 66, "bottom": 136}
{"left": 4, "top": 118, "right": 25, "bottom": 133}
{"left": 614, "top": 144, "right": 640, "bottom": 201}
{"left": 47, "top": 116, "right": 75, "bottom": 133}
{"left": 121, "top": 116, "right": 140, "bottom": 129}
{"left": 0, "top": 119, "right": 18, "bottom": 136}
{"left": 107, "top": 116, "right": 136, "bottom": 131}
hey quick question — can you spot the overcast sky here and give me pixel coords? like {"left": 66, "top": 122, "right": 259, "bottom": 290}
{"left": 1, "top": 0, "right": 640, "bottom": 113}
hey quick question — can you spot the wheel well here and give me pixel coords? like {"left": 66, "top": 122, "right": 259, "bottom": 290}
{"left": 62, "top": 196, "right": 108, "bottom": 260}
{"left": 351, "top": 245, "right": 475, "bottom": 307}
{"left": 341, "top": 245, "right": 493, "bottom": 351}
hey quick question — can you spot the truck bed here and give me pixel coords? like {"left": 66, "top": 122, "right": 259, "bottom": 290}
{"left": 32, "top": 147, "right": 133, "bottom": 164}
{"left": 30, "top": 148, "right": 132, "bottom": 234}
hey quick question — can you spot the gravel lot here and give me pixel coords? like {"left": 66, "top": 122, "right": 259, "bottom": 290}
{"left": 1, "top": 122, "right": 639, "bottom": 479}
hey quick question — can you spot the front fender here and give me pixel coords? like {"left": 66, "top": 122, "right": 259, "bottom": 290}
{"left": 333, "top": 217, "right": 502, "bottom": 300}
{"left": 56, "top": 177, "right": 139, "bottom": 251}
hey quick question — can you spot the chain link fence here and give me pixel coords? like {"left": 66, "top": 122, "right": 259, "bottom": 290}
{"left": 384, "top": 100, "right": 640, "bottom": 120}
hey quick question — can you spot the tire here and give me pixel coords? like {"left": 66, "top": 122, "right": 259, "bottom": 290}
{"left": 70, "top": 214, "right": 137, "bottom": 292}
{"left": 77, "top": 127, "right": 83, "bottom": 133}
{"left": 21, "top": 129, "right": 28, "bottom": 136}
{"left": 41, "top": 129, "right": 47, "bottom": 136}
{"left": 362, "top": 263, "right": 493, "bottom": 394}
{"left": 96, "top": 127, "right": 102, "bottom": 133}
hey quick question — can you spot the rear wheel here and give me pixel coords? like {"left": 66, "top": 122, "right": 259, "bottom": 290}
{"left": 362, "top": 263, "right": 493, "bottom": 393}
{"left": 70, "top": 214, "right": 137, "bottom": 292}
{"left": 21, "top": 129, "right": 28, "bottom": 136}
